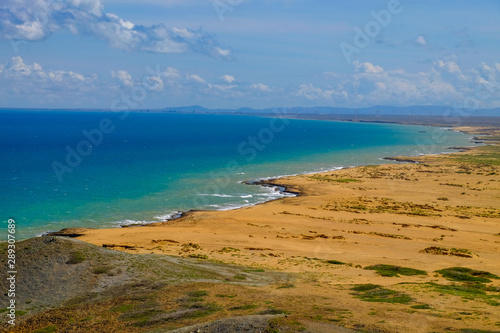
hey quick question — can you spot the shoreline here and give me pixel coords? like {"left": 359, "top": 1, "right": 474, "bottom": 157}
{"left": 9, "top": 121, "right": 500, "bottom": 333}
{"left": 48, "top": 120, "right": 482, "bottom": 236}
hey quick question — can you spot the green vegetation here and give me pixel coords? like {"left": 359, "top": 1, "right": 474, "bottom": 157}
{"left": 181, "top": 242, "right": 202, "bottom": 251}
{"left": 183, "top": 303, "right": 222, "bottom": 319}
{"left": 410, "top": 304, "right": 431, "bottom": 309}
{"left": 259, "top": 308, "right": 290, "bottom": 315}
{"left": 229, "top": 304, "right": 258, "bottom": 310}
{"left": 233, "top": 274, "right": 246, "bottom": 280}
{"left": 436, "top": 267, "right": 500, "bottom": 283}
{"left": 188, "top": 254, "right": 208, "bottom": 259}
{"left": 67, "top": 251, "right": 86, "bottom": 264}
{"left": 364, "top": 264, "right": 427, "bottom": 277}
{"left": 419, "top": 246, "right": 475, "bottom": 258}
{"left": 92, "top": 265, "right": 114, "bottom": 275}
{"left": 243, "top": 269, "right": 265, "bottom": 272}
{"left": 33, "top": 326, "right": 57, "bottom": 333}
{"left": 218, "top": 247, "right": 240, "bottom": 253}
{"left": 449, "top": 146, "right": 500, "bottom": 166}
{"left": 368, "top": 232, "right": 411, "bottom": 240}
{"left": 426, "top": 282, "right": 500, "bottom": 306}
{"left": 277, "top": 283, "right": 296, "bottom": 289}
{"left": 186, "top": 290, "right": 208, "bottom": 298}
{"left": 119, "top": 308, "right": 164, "bottom": 326}
{"left": 351, "top": 284, "right": 412, "bottom": 304}
{"left": 215, "top": 294, "right": 236, "bottom": 298}
{"left": 458, "top": 329, "right": 500, "bottom": 333}
{"left": 310, "top": 175, "right": 361, "bottom": 183}
{"left": 111, "top": 304, "right": 134, "bottom": 313}
{"left": 326, "top": 260, "right": 346, "bottom": 265}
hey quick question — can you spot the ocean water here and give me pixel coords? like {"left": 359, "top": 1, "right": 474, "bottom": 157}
{"left": 0, "top": 110, "right": 474, "bottom": 239}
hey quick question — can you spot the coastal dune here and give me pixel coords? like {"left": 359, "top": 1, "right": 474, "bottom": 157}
{"left": 7, "top": 125, "right": 499, "bottom": 333}
{"left": 57, "top": 127, "right": 500, "bottom": 332}
{"left": 73, "top": 152, "right": 500, "bottom": 278}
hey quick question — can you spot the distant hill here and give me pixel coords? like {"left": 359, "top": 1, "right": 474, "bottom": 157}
{"left": 161, "top": 105, "right": 499, "bottom": 117}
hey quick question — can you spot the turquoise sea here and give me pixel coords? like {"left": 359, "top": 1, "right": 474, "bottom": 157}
{"left": 0, "top": 110, "right": 475, "bottom": 239}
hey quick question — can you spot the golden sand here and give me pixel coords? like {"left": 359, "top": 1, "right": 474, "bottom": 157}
{"left": 67, "top": 126, "right": 500, "bottom": 332}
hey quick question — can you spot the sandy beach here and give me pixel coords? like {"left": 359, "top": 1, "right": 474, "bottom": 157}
{"left": 45, "top": 124, "right": 499, "bottom": 332}
{"left": 5, "top": 122, "right": 499, "bottom": 333}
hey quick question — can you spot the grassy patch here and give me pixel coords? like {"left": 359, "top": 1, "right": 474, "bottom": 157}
{"left": 187, "top": 254, "right": 208, "bottom": 259}
{"left": 351, "top": 284, "right": 380, "bottom": 292}
{"left": 233, "top": 274, "right": 246, "bottom": 280}
{"left": 183, "top": 302, "right": 222, "bottom": 319}
{"left": 410, "top": 304, "right": 431, "bottom": 309}
{"left": 326, "top": 260, "right": 346, "bottom": 265}
{"left": 243, "top": 269, "right": 265, "bottom": 272}
{"left": 351, "top": 284, "right": 412, "bottom": 304}
{"left": 310, "top": 175, "right": 361, "bottom": 183}
{"left": 92, "top": 265, "right": 114, "bottom": 275}
{"left": 111, "top": 304, "right": 134, "bottom": 313}
{"left": 427, "top": 282, "right": 500, "bottom": 306}
{"left": 33, "top": 326, "right": 57, "bottom": 333}
{"left": 436, "top": 267, "right": 500, "bottom": 283}
{"left": 277, "top": 283, "right": 296, "bottom": 289}
{"left": 259, "top": 308, "right": 290, "bottom": 315}
{"left": 119, "top": 308, "right": 163, "bottom": 326}
{"left": 67, "top": 251, "right": 86, "bottom": 264}
{"left": 419, "top": 246, "right": 475, "bottom": 258}
{"left": 229, "top": 304, "right": 258, "bottom": 310}
{"left": 181, "top": 243, "right": 202, "bottom": 252}
{"left": 218, "top": 247, "right": 240, "bottom": 253}
{"left": 368, "top": 232, "right": 411, "bottom": 240}
{"left": 215, "top": 294, "right": 236, "bottom": 298}
{"left": 458, "top": 329, "right": 500, "bottom": 333}
{"left": 186, "top": 290, "right": 208, "bottom": 298}
{"left": 364, "top": 264, "right": 427, "bottom": 277}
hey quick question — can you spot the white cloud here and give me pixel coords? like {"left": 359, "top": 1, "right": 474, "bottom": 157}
{"left": 295, "top": 84, "right": 336, "bottom": 100}
{"left": 315, "top": 56, "right": 500, "bottom": 107}
{"left": 187, "top": 74, "right": 206, "bottom": 84}
{"left": 111, "top": 70, "right": 133, "bottom": 87}
{"left": 213, "top": 47, "right": 231, "bottom": 59}
{"left": 162, "top": 67, "right": 180, "bottom": 79}
{"left": 144, "top": 75, "right": 164, "bottom": 92}
{"left": 250, "top": 83, "right": 271, "bottom": 92}
{"left": 0, "top": 56, "right": 99, "bottom": 98}
{"left": 353, "top": 61, "right": 383, "bottom": 74}
{"left": 0, "top": 0, "right": 230, "bottom": 59}
{"left": 220, "top": 74, "right": 235, "bottom": 83}
{"left": 416, "top": 35, "right": 427, "bottom": 46}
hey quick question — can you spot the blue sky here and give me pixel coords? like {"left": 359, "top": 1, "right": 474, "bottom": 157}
{"left": 0, "top": 0, "right": 499, "bottom": 109}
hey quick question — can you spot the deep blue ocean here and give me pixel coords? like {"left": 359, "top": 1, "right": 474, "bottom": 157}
{"left": 0, "top": 110, "right": 474, "bottom": 239}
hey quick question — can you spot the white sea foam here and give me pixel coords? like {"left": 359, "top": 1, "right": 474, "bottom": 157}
{"left": 198, "top": 193, "right": 235, "bottom": 198}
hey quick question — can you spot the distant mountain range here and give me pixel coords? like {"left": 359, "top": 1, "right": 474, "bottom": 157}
{"left": 161, "top": 105, "right": 499, "bottom": 117}
{"left": 2, "top": 105, "right": 499, "bottom": 116}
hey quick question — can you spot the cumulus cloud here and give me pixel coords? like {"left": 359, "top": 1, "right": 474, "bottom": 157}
{"left": 220, "top": 74, "right": 235, "bottom": 83}
{"left": 162, "top": 67, "right": 180, "bottom": 79}
{"left": 0, "top": 56, "right": 100, "bottom": 106}
{"left": 187, "top": 74, "right": 206, "bottom": 84}
{"left": 0, "top": 0, "right": 231, "bottom": 59}
{"left": 250, "top": 83, "right": 271, "bottom": 92}
{"left": 111, "top": 70, "right": 133, "bottom": 87}
{"left": 296, "top": 83, "right": 337, "bottom": 101}
{"left": 415, "top": 35, "right": 427, "bottom": 46}
{"left": 353, "top": 61, "right": 383, "bottom": 74}
{"left": 1, "top": 56, "right": 96, "bottom": 86}
{"left": 306, "top": 56, "right": 500, "bottom": 108}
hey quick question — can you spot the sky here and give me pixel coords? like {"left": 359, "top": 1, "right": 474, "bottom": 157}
{"left": 0, "top": 0, "right": 499, "bottom": 110}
